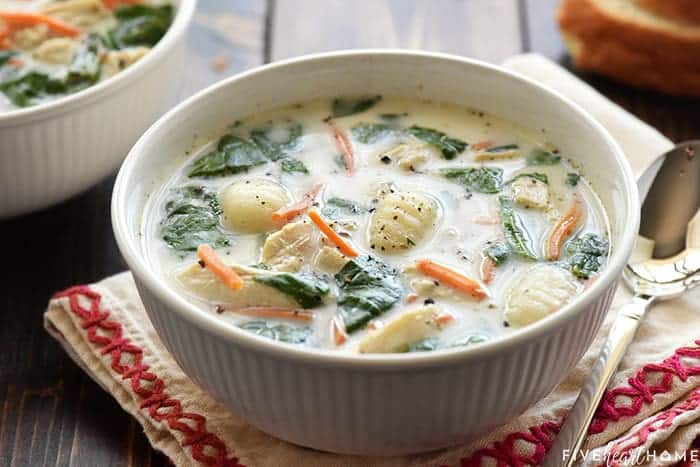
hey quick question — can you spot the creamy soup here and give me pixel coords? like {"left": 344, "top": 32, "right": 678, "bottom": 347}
{"left": 0, "top": 0, "right": 173, "bottom": 111}
{"left": 145, "top": 96, "right": 611, "bottom": 354}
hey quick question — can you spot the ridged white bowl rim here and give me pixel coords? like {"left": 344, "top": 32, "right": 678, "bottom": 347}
{"left": 0, "top": 0, "right": 197, "bottom": 128}
{"left": 112, "top": 49, "right": 640, "bottom": 369}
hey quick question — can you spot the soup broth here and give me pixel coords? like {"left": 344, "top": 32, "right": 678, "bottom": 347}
{"left": 145, "top": 96, "right": 611, "bottom": 354}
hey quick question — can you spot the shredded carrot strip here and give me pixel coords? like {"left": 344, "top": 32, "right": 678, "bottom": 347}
{"left": 196, "top": 244, "right": 244, "bottom": 291}
{"left": 473, "top": 215, "right": 500, "bottom": 225}
{"left": 405, "top": 293, "right": 419, "bottom": 304}
{"left": 435, "top": 311, "right": 454, "bottom": 326}
{"left": 471, "top": 140, "right": 493, "bottom": 151}
{"left": 308, "top": 210, "right": 359, "bottom": 257}
{"left": 103, "top": 0, "right": 143, "bottom": 9}
{"left": 7, "top": 57, "right": 23, "bottom": 68}
{"left": 545, "top": 196, "right": 584, "bottom": 260}
{"left": 217, "top": 305, "right": 313, "bottom": 321}
{"left": 327, "top": 122, "right": 355, "bottom": 174}
{"left": 271, "top": 183, "right": 323, "bottom": 224}
{"left": 0, "top": 12, "right": 81, "bottom": 38}
{"left": 331, "top": 317, "right": 348, "bottom": 345}
{"left": 480, "top": 256, "right": 496, "bottom": 284}
{"left": 416, "top": 259, "right": 487, "bottom": 300}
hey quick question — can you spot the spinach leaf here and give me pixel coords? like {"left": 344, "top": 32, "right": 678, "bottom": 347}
{"left": 335, "top": 255, "right": 403, "bottom": 333}
{"left": 0, "top": 51, "right": 15, "bottom": 67}
{"left": 0, "top": 72, "right": 53, "bottom": 107}
{"left": 63, "top": 35, "right": 103, "bottom": 92}
{"left": 566, "top": 172, "right": 581, "bottom": 187}
{"left": 160, "top": 186, "right": 230, "bottom": 252}
{"left": 379, "top": 112, "right": 406, "bottom": 122}
{"left": 253, "top": 273, "right": 330, "bottom": 309}
{"left": 280, "top": 158, "right": 309, "bottom": 174}
{"left": 407, "top": 125, "right": 467, "bottom": 159}
{"left": 439, "top": 167, "right": 503, "bottom": 194}
{"left": 566, "top": 233, "right": 609, "bottom": 279}
{"left": 321, "top": 197, "right": 368, "bottom": 219}
{"left": 486, "top": 144, "right": 519, "bottom": 153}
{"left": 189, "top": 135, "right": 267, "bottom": 177}
{"left": 109, "top": 5, "right": 174, "bottom": 49}
{"left": 407, "top": 338, "right": 441, "bottom": 352}
{"left": 239, "top": 320, "right": 312, "bottom": 344}
{"left": 484, "top": 242, "right": 510, "bottom": 266}
{"left": 350, "top": 123, "right": 394, "bottom": 144}
{"left": 331, "top": 95, "right": 381, "bottom": 118}
{"left": 499, "top": 196, "right": 537, "bottom": 260}
{"left": 250, "top": 121, "right": 302, "bottom": 161}
{"left": 527, "top": 149, "right": 561, "bottom": 166}
{"left": 507, "top": 172, "right": 548, "bottom": 184}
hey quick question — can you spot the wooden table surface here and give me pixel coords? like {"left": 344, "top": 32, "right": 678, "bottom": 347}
{"left": 1, "top": 1, "right": 699, "bottom": 465}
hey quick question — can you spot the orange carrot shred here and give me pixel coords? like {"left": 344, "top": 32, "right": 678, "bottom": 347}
{"left": 217, "top": 305, "right": 313, "bottom": 321}
{"left": 331, "top": 317, "right": 348, "bottom": 345}
{"left": 308, "top": 210, "right": 359, "bottom": 257}
{"left": 271, "top": 183, "right": 323, "bottom": 224}
{"left": 416, "top": 259, "right": 487, "bottom": 300}
{"left": 327, "top": 122, "right": 355, "bottom": 175}
{"left": 480, "top": 256, "right": 496, "bottom": 284}
{"left": 435, "top": 312, "right": 454, "bottom": 326}
{"left": 197, "top": 244, "right": 244, "bottom": 291}
{"left": 471, "top": 140, "right": 493, "bottom": 151}
{"left": 545, "top": 196, "right": 584, "bottom": 260}
{"left": 0, "top": 12, "right": 81, "bottom": 38}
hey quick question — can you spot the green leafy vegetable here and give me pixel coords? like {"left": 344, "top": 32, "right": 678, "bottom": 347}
{"left": 63, "top": 34, "right": 103, "bottom": 92}
{"left": 507, "top": 172, "right": 548, "bottom": 185}
{"left": 109, "top": 5, "right": 174, "bottom": 49}
{"left": 0, "top": 72, "right": 54, "bottom": 108}
{"left": 253, "top": 273, "right": 330, "bottom": 309}
{"left": 565, "top": 233, "right": 609, "bottom": 279}
{"left": 499, "top": 196, "right": 537, "bottom": 260}
{"left": 379, "top": 112, "right": 406, "bottom": 121}
{"left": 486, "top": 144, "right": 519, "bottom": 153}
{"left": 239, "top": 321, "right": 312, "bottom": 344}
{"left": 566, "top": 172, "right": 581, "bottom": 187}
{"left": 350, "top": 123, "right": 394, "bottom": 144}
{"left": 160, "top": 186, "right": 229, "bottom": 252}
{"left": 189, "top": 135, "right": 267, "bottom": 177}
{"left": 249, "top": 122, "right": 302, "bottom": 161}
{"left": 484, "top": 242, "right": 510, "bottom": 266}
{"left": 439, "top": 167, "right": 503, "bottom": 194}
{"left": 321, "top": 197, "right": 368, "bottom": 219}
{"left": 331, "top": 95, "right": 382, "bottom": 118}
{"left": 335, "top": 255, "right": 403, "bottom": 333}
{"left": 527, "top": 149, "right": 561, "bottom": 166}
{"left": 407, "top": 338, "right": 441, "bottom": 352}
{"left": 450, "top": 334, "right": 490, "bottom": 347}
{"left": 407, "top": 126, "right": 467, "bottom": 159}
{"left": 280, "top": 158, "right": 309, "bottom": 174}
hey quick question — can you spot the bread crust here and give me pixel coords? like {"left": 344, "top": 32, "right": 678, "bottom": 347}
{"left": 558, "top": 0, "right": 700, "bottom": 96}
{"left": 637, "top": 0, "right": 700, "bottom": 25}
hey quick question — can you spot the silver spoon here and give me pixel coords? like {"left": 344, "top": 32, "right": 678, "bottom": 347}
{"left": 542, "top": 141, "right": 700, "bottom": 466}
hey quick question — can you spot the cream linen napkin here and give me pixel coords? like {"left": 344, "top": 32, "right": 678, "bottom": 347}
{"left": 44, "top": 54, "right": 700, "bottom": 467}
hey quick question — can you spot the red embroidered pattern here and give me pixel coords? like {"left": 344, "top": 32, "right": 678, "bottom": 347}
{"left": 54, "top": 286, "right": 245, "bottom": 467}
{"left": 459, "top": 340, "right": 700, "bottom": 466}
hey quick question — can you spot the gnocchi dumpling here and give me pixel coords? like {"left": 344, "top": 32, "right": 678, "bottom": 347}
{"left": 176, "top": 262, "right": 298, "bottom": 308}
{"left": 221, "top": 178, "right": 291, "bottom": 233}
{"left": 261, "top": 220, "right": 317, "bottom": 272}
{"left": 358, "top": 305, "right": 446, "bottom": 353}
{"left": 369, "top": 191, "right": 438, "bottom": 252}
{"left": 315, "top": 245, "right": 349, "bottom": 273}
{"left": 505, "top": 264, "right": 580, "bottom": 326}
{"left": 32, "top": 38, "right": 77, "bottom": 64}
{"left": 511, "top": 176, "right": 550, "bottom": 209}
{"left": 379, "top": 142, "right": 433, "bottom": 171}
{"left": 41, "top": 0, "right": 110, "bottom": 28}
{"left": 102, "top": 47, "right": 150, "bottom": 77}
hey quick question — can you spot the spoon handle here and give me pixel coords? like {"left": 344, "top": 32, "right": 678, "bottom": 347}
{"left": 541, "top": 294, "right": 654, "bottom": 466}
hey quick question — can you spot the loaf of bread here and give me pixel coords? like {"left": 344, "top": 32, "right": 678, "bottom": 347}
{"left": 558, "top": 0, "right": 700, "bottom": 96}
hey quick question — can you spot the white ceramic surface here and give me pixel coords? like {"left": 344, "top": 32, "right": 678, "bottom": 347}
{"left": 112, "top": 50, "right": 639, "bottom": 456}
{"left": 0, "top": 0, "right": 196, "bottom": 219}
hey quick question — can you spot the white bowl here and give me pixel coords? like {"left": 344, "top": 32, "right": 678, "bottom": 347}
{"left": 0, "top": 0, "right": 196, "bottom": 219}
{"left": 112, "top": 50, "right": 639, "bottom": 456}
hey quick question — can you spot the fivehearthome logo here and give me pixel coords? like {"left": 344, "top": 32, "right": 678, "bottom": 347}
{"left": 562, "top": 448, "right": 700, "bottom": 465}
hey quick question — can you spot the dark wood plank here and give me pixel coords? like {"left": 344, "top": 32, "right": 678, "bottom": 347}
{"left": 0, "top": 1, "right": 266, "bottom": 465}
{"left": 271, "top": 0, "right": 523, "bottom": 62}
